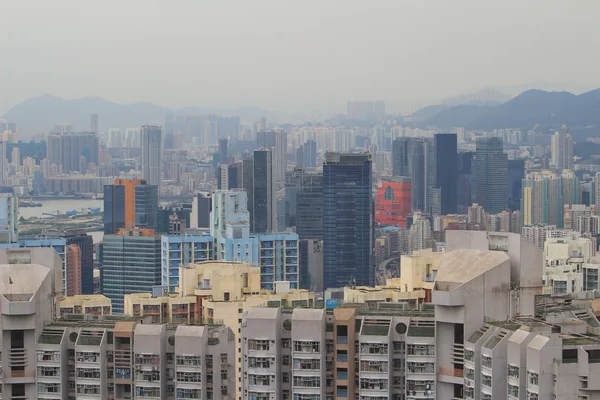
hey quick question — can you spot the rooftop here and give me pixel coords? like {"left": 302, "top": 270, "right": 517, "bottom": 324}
{"left": 434, "top": 250, "right": 509, "bottom": 291}
{"left": 0, "top": 263, "right": 51, "bottom": 301}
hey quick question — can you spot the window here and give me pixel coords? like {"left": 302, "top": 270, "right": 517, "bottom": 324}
{"left": 175, "top": 388, "right": 201, "bottom": 399}
{"left": 407, "top": 344, "right": 434, "bottom": 356}
{"left": 508, "top": 364, "right": 519, "bottom": 379}
{"left": 360, "top": 342, "right": 388, "bottom": 355}
{"left": 248, "top": 374, "right": 273, "bottom": 386}
{"left": 464, "top": 349, "right": 474, "bottom": 361}
{"left": 481, "top": 355, "right": 492, "bottom": 369}
{"left": 528, "top": 371, "right": 539, "bottom": 386}
{"left": 360, "top": 378, "right": 388, "bottom": 390}
{"left": 248, "top": 357, "right": 273, "bottom": 369}
{"left": 293, "top": 376, "right": 321, "bottom": 388}
{"left": 293, "top": 341, "right": 320, "bottom": 353}
{"left": 384, "top": 186, "right": 395, "bottom": 200}
{"left": 176, "top": 355, "right": 201, "bottom": 366}
{"left": 176, "top": 371, "right": 201, "bottom": 383}
{"left": 360, "top": 360, "right": 388, "bottom": 373}
{"left": 392, "top": 341, "right": 405, "bottom": 353}
{"left": 293, "top": 358, "right": 320, "bottom": 370}
{"left": 508, "top": 384, "right": 519, "bottom": 397}
{"left": 406, "top": 362, "right": 434, "bottom": 374}
{"left": 482, "top": 374, "right": 492, "bottom": 387}
{"left": 248, "top": 340, "right": 270, "bottom": 351}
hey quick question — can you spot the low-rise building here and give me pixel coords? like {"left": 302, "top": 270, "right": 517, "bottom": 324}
{"left": 59, "top": 294, "right": 112, "bottom": 317}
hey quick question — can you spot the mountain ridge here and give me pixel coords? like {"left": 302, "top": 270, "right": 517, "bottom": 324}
{"left": 420, "top": 89, "right": 600, "bottom": 130}
{"left": 2, "top": 95, "right": 273, "bottom": 135}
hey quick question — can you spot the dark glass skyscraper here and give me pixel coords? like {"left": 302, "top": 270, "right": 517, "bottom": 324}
{"left": 294, "top": 170, "right": 324, "bottom": 240}
{"left": 323, "top": 152, "right": 373, "bottom": 290}
{"left": 457, "top": 151, "right": 475, "bottom": 211}
{"left": 392, "top": 138, "right": 410, "bottom": 177}
{"left": 103, "top": 179, "right": 158, "bottom": 234}
{"left": 507, "top": 159, "right": 525, "bottom": 211}
{"left": 475, "top": 137, "right": 508, "bottom": 213}
{"left": 429, "top": 134, "right": 458, "bottom": 215}
{"left": 244, "top": 149, "right": 276, "bottom": 234}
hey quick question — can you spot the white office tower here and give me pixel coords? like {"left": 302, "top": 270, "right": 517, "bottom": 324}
{"left": 0, "top": 248, "right": 62, "bottom": 400}
{"left": 141, "top": 125, "right": 162, "bottom": 186}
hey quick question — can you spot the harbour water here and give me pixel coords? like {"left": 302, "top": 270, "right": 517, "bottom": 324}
{"left": 19, "top": 199, "right": 105, "bottom": 243}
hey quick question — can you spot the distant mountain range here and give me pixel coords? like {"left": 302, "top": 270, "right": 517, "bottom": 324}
{"left": 2, "top": 94, "right": 273, "bottom": 135}
{"left": 415, "top": 89, "right": 600, "bottom": 131}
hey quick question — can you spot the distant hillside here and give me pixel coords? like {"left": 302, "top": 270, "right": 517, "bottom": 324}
{"left": 424, "top": 89, "right": 600, "bottom": 130}
{"left": 3, "top": 95, "right": 273, "bottom": 135}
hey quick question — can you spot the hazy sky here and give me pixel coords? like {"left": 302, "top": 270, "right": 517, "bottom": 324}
{"left": 2, "top": 0, "right": 599, "bottom": 115}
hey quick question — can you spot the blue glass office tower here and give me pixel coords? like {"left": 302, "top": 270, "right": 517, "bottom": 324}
{"left": 323, "top": 152, "right": 373, "bottom": 290}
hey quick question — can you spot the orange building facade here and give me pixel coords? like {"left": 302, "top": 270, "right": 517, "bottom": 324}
{"left": 66, "top": 244, "right": 82, "bottom": 296}
{"left": 375, "top": 177, "right": 411, "bottom": 228}
{"left": 114, "top": 178, "right": 143, "bottom": 229}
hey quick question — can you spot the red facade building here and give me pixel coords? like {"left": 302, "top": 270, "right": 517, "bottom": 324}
{"left": 375, "top": 177, "right": 411, "bottom": 228}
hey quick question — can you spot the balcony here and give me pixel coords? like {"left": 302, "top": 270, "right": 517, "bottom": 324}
{"left": 196, "top": 284, "right": 212, "bottom": 290}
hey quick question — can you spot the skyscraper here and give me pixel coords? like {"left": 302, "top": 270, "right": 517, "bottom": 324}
{"left": 256, "top": 130, "right": 287, "bottom": 185}
{"left": 91, "top": 113, "right": 98, "bottom": 134}
{"left": 46, "top": 131, "right": 99, "bottom": 172}
{"left": 302, "top": 139, "right": 317, "bottom": 168}
{"left": 290, "top": 169, "right": 324, "bottom": 240}
{"left": 551, "top": 126, "right": 574, "bottom": 170}
{"left": 429, "top": 133, "right": 458, "bottom": 215}
{"left": 141, "top": 125, "right": 162, "bottom": 186}
{"left": 323, "top": 152, "right": 373, "bottom": 289}
{"left": 392, "top": 138, "right": 410, "bottom": 177}
{"left": 248, "top": 148, "right": 277, "bottom": 233}
{"left": 521, "top": 171, "right": 564, "bottom": 228}
{"left": 101, "top": 228, "right": 161, "bottom": 313}
{"left": 392, "top": 137, "right": 428, "bottom": 212}
{"left": 507, "top": 159, "right": 525, "bottom": 211}
{"left": 103, "top": 179, "right": 158, "bottom": 234}
{"left": 474, "top": 137, "right": 508, "bottom": 213}
{"left": 457, "top": 151, "right": 475, "bottom": 211}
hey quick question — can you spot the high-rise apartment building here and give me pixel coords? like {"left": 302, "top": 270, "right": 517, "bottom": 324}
{"left": 323, "top": 152, "right": 373, "bottom": 289}
{"left": 521, "top": 171, "right": 564, "bottom": 228}
{"left": 103, "top": 179, "right": 158, "bottom": 234}
{"left": 561, "top": 169, "right": 581, "bottom": 206}
{"left": 101, "top": 228, "right": 162, "bottom": 313}
{"left": 90, "top": 113, "right": 98, "bottom": 134}
{"left": 475, "top": 137, "right": 508, "bottom": 213}
{"left": 0, "top": 248, "right": 62, "bottom": 400}
{"left": 242, "top": 301, "right": 434, "bottom": 400}
{"left": 46, "top": 131, "right": 99, "bottom": 172}
{"left": 551, "top": 126, "right": 574, "bottom": 170}
{"left": 189, "top": 192, "right": 211, "bottom": 229}
{"left": 140, "top": 125, "right": 162, "bottom": 186}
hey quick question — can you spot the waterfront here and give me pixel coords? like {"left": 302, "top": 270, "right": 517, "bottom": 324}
{"left": 19, "top": 199, "right": 105, "bottom": 243}
{"left": 18, "top": 199, "right": 104, "bottom": 219}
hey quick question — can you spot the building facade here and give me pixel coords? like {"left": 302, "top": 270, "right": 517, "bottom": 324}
{"left": 323, "top": 152, "right": 373, "bottom": 290}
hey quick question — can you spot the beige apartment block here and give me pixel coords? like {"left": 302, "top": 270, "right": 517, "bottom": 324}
{"left": 59, "top": 294, "right": 112, "bottom": 317}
